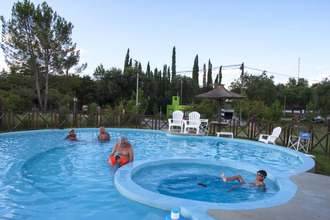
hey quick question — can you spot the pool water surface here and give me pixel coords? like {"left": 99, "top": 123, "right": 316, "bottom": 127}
{"left": 132, "top": 163, "right": 279, "bottom": 203}
{"left": 0, "top": 128, "right": 314, "bottom": 219}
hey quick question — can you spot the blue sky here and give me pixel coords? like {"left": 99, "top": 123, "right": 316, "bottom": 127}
{"left": 1, "top": 0, "right": 329, "bottom": 88}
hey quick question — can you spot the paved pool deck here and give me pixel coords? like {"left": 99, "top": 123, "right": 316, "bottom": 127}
{"left": 207, "top": 172, "right": 330, "bottom": 220}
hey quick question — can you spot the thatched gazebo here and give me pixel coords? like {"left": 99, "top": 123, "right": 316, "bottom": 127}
{"left": 195, "top": 84, "right": 245, "bottom": 123}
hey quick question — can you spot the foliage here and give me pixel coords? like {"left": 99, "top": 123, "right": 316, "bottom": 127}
{"left": 234, "top": 97, "right": 269, "bottom": 121}
{"left": 59, "top": 106, "right": 71, "bottom": 128}
{"left": 1, "top": 0, "right": 84, "bottom": 111}
{"left": 266, "top": 99, "right": 283, "bottom": 123}
{"left": 3, "top": 93, "right": 25, "bottom": 111}
{"left": 306, "top": 102, "right": 314, "bottom": 122}
{"left": 186, "top": 99, "right": 218, "bottom": 119}
{"left": 207, "top": 59, "right": 212, "bottom": 87}
{"left": 88, "top": 102, "right": 99, "bottom": 111}
{"left": 313, "top": 79, "right": 330, "bottom": 121}
{"left": 192, "top": 55, "right": 199, "bottom": 85}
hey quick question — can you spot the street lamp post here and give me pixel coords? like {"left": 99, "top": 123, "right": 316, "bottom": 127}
{"left": 179, "top": 79, "right": 183, "bottom": 105}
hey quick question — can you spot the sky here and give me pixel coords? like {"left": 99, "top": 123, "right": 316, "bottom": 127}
{"left": 1, "top": 0, "right": 329, "bottom": 88}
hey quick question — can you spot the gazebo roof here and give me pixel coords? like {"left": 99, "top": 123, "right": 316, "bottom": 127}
{"left": 195, "top": 84, "right": 245, "bottom": 100}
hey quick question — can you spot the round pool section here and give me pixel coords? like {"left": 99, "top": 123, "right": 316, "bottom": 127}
{"left": 115, "top": 157, "right": 314, "bottom": 220}
{"left": 132, "top": 163, "right": 279, "bottom": 203}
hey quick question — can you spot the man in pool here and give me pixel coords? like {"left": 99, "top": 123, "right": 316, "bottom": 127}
{"left": 221, "top": 170, "right": 267, "bottom": 191}
{"left": 98, "top": 126, "right": 110, "bottom": 141}
{"left": 108, "top": 136, "right": 134, "bottom": 163}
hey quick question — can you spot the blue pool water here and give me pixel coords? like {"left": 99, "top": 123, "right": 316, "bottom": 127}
{"left": 132, "top": 163, "right": 279, "bottom": 203}
{"left": 0, "top": 128, "right": 313, "bottom": 219}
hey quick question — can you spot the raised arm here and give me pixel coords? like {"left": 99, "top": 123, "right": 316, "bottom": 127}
{"left": 109, "top": 144, "right": 117, "bottom": 159}
{"left": 128, "top": 144, "right": 134, "bottom": 163}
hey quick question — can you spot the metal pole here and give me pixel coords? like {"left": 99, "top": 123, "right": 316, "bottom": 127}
{"left": 180, "top": 79, "right": 183, "bottom": 105}
{"left": 239, "top": 62, "right": 244, "bottom": 125}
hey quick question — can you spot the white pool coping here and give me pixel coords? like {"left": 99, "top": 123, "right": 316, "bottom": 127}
{"left": 115, "top": 155, "right": 315, "bottom": 220}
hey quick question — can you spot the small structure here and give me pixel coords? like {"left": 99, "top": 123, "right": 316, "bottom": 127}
{"left": 166, "top": 96, "right": 187, "bottom": 117}
{"left": 196, "top": 84, "right": 244, "bottom": 123}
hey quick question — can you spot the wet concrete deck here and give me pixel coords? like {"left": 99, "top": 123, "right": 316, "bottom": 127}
{"left": 207, "top": 172, "right": 330, "bottom": 220}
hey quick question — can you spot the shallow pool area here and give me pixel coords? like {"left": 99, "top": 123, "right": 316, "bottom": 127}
{"left": 0, "top": 128, "right": 315, "bottom": 220}
{"left": 132, "top": 163, "right": 279, "bottom": 203}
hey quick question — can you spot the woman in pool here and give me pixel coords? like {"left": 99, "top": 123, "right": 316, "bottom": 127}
{"left": 108, "top": 136, "right": 134, "bottom": 164}
{"left": 65, "top": 129, "right": 77, "bottom": 141}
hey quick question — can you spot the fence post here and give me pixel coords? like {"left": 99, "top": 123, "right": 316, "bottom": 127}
{"left": 7, "top": 111, "right": 11, "bottom": 131}
{"left": 54, "top": 110, "right": 57, "bottom": 128}
{"left": 31, "top": 110, "right": 34, "bottom": 130}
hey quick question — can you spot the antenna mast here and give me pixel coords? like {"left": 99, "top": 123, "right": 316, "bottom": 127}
{"left": 298, "top": 57, "right": 300, "bottom": 82}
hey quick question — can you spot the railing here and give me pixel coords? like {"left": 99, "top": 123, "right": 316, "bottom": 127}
{"left": 0, "top": 110, "right": 329, "bottom": 157}
{"left": 0, "top": 110, "right": 169, "bottom": 131}
{"left": 210, "top": 119, "right": 330, "bottom": 157}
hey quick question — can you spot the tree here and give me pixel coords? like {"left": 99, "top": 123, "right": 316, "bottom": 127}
{"left": 1, "top": 0, "right": 83, "bottom": 111}
{"left": 267, "top": 99, "right": 283, "bottom": 123}
{"left": 207, "top": 59, "right": 212, "bottom": 87}
{"left": 218, "top": 66, "right": 222, "bottom": 84}
{"left": 192, "top": 54, "right": 199, "bottom": 85}
{"left": 171, "top": 46, "right": 176, "bottom": 81}
{"left": 231, "top": 71, "right": 278, "bottom": 107}
{"left": 202, "top": 63, "right": 206, "bottom": 87}
{"left": 313, "top": 79, "right": 330, "bottom": 122}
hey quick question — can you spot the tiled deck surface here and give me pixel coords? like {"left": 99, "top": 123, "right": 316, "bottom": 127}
{"left": 207, "top": 172, "right": 330, "bottom": 220}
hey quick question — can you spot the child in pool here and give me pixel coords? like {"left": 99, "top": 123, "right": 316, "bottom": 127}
{"left": 197, "top": 170, "right": 267, "bottom": 190}
{"left": 65, "top": 129, "right": 77, "bottom": 141}
{"left": 106, "top": 155, "right": 128, "bottom": 167}
{"left": 221, "top": 170, "right": 267, "bottom": 191}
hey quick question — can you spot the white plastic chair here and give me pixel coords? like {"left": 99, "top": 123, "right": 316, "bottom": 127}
{"left": 258, "top": 127, "right": 282, "bottom": 145}
{"left": 287, "top": 132, "right": 311, "bottom": 153}
{"left": 184, "top": 111, "right": 201, "bottom": 134}
{"left": 168, "top": 110, "right": 184, "bottom": 133}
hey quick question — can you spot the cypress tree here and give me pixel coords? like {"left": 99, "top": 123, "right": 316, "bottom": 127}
{"left": 219, "top": 66, "right": 222, "bottom": 84}
{"left": 124, "top": 48, "right": 130, "bottom": 68}
{"left": 146, "top": 62, "right": 151, "bottom": 77}
{"left": 171, "top": 46, "right": 176, "bottom": 81}
{"left": 203, "top": 63, "right": 206, "bottom": 88}
{"left": 192, "top": 54, "right": 199, "bottom": 85}
{"left": 207, "top": 59, "right": 213, "bottom": 87}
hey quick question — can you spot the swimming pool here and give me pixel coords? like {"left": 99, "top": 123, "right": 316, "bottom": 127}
{"left": 0, "top": 128, "right": 314, "bottom": 220}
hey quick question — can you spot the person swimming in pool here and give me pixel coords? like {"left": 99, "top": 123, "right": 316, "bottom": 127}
{"left": 106, "top": 155, "right": 128, "bottom": 166}
{"left": 197, "top": 170, "right": 267, "bottom": 190}
{"left": 221, "top": 170, "right": 267, "bottom": 191}
{"left": 108, "top": 136, "right": 134, "bottom": 163}
{"left": 98, "top": 126, "right": 110, "bottom": 141}
{"left": 65, "top": 129, "right": 77, "bottom": 141}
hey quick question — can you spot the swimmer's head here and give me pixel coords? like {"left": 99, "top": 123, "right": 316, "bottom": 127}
{"left": 69, "top": 129, "right": 75, "bottom": 134}
{"left": 119, "top": 136, "right": 128, "bottom": 144}
{"left": 257, "top": 170, "right": 267, "bottom": 178}
{"left": 99, "top": 126, "right": 105, "bottom": 133}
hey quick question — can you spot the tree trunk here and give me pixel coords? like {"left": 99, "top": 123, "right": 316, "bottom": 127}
{"left": 44, "top": 62, "right": 49, "bottom": 112}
